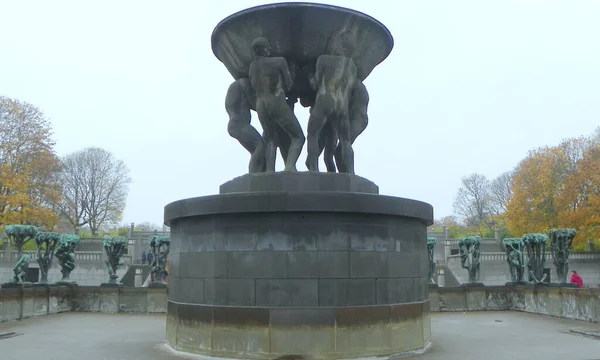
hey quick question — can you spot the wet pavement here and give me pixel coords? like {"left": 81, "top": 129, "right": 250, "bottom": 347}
{"left": 0, "top": 311, "right": 598, "bottom": 360}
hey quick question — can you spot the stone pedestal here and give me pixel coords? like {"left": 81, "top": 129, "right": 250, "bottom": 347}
{"left": 164, "top": 172, "right": 433, "bottom": 359}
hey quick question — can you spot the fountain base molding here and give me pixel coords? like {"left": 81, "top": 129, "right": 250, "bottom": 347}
{"left": 164, "top": 172, "right": 433, "bottom": 359}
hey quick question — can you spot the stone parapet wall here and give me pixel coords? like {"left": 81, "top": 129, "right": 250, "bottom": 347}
{"left": 430, "top": 285, "right": 600, "bottom": 323}
{"left": 0, "top": 286, "right": 168, "bottom": 323}
{"left": 0, "top": 286, "right": 72, "bottom": 322}
{"left": 3, "top": 285, "right": 598, "bottom": 325}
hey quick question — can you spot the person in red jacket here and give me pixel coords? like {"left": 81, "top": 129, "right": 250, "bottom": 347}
{"left": 570, "top": 270, "right": 584, "bottom": 288}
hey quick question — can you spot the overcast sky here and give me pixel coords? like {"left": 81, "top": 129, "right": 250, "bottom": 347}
{"left": 1, "top": 0, "right": 599, "bottom": 227}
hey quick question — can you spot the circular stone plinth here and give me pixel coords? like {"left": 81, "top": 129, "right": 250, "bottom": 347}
{"left": 164, "top": 188, "right": 433, "bottom": 359}
{"left": 219, "top": 171, "right": 379, "bottom": 194}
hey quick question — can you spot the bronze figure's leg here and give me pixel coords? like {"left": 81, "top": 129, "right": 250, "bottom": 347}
{"left": 257, "top": 104, "right": 278, "bottom": 172}
{"left": 321, "top": 122, "right": 337, "bottom": 172}
{"left": 306, "top": 93, "right": 334, "bottom": 171}
{"left": 275, "top": 100, "right": 305, "bottom": 171}
{"left": 337, "top": 114, "right": 354, "bottom": 174}
{"left": 336, "top": 81, "right": 368, "bottom": 173}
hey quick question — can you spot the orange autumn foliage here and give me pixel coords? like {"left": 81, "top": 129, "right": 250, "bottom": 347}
{"left": 557, "top": 145, "right": 600, "bottom": 243}
{"left": 507, "top": 136, "right": 600, "bottom": 245}
{"left": 0, "top": 96, "right": 61, "bottom": 230}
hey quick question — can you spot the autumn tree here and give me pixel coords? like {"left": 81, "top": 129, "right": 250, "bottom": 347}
{"left": 556, "top": 144, "right": 600, "bottom": 244}
{"left": 57, "top": 147, "right": 131, "bottom": 235}
{"left": 0, "top": 96, "right": 61, "bottom": 229}
{"left": 506, "top": 146, "right": 566, "bottom": 235}
{"left": 507, "top": 133, "right": 600, "bottom": 244}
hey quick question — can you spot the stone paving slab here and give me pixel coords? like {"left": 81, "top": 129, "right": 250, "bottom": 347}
{"left": 0, "top": 311, "right": 598, "bottom": 360}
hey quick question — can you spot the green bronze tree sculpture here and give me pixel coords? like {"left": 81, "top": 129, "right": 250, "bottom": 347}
{"left": 522, "top": 233, "right": 548, "bottom": 283}
{"left": 102, "top": 236, "right": 127, "bottom": 285}
{"left": 548, "top": 228, "right": 576, "bottom": 284}
{"left": 427, "top": 237, "right": 437, "bottom": 284}
{"left": 4, "top": 225, "right": 38, "bottom": 286}
{"left": 149, "top": 235, "right": 170, "bottom": 286}
{"left": 35, "top": 232, "right": 61, "bottom": 284}
{"left": 502, "top": 237, "right": 526, "bottom": 284}
{"left": 54, "top": 234, "right": 80, "bottom": 284}
{"left": 5, "top": 224, "right": 38, "bottom": 258}
{"left": 6, "top": 253, "right": 32, "bottom": 286}
{"left": 458, "top": 236, "right": 482, "bottom": 285}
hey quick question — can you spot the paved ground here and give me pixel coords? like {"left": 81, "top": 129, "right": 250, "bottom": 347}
{"left": 0, "top": 311, "right": 598, "bottom": 360}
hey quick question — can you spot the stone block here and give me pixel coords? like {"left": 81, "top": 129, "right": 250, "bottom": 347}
{"left": 335, "top": 322, "right": 392, "bottom": 356}
{"left": 388, "top": 252, "right": 422, "bottom": 278}
{"left": 414, "top": 277, "right": 428, "bottom": 302}
{"left": 484, "top": 287, "right": 509, "bottom": 310}
{"left": 346, "top": 224, "right": 393, "bottom": 252}
{"left": 319, "top": 279, "right": 376, "bottom": 306}
{"left": 21, "top": 288, "right": 35, "bottom": 318}
{"left": 205, "top": 279, "right": 255, "bottom": 306}
{"left": 439, "top": 288, "right": 467, "bottom": 311}
{"left": 389, "top": 315, "right": 425, "bottom": 354}
{"left": 228, "top": 252, "right": 286, "bottom": 279}
{"left": 255, "top": 279, "right": 318, "bottom": 306}
{"left": 225, "top": 228, "right": 256, "bottom": 251}
{"left": 169, "top": 277, "right": 204, "bottom": 303}
{"left": 119, "top": 288, "right": 148, "bottom": 313}
{"left": 205, "top": 228, "right": 226, "bottom": 251}
{"left": 179, "top": 252, "right": 228, "bottom": 278}
{"left": 99, "top": 287, "right": 119, "bottom": 313}
{"left": 166, "top": 301, "right": 178, "bottom": 346}
{"left": 32, "top": 286, "right": 49, "bottom": 316}
{"left": 376, "top": 278, "right": 415, "bottom": 304}
{"left": 0, "top": 287, "right": 22, "bottom": 322}
{"left": 219, "top": 171, "right": 379, "bottom": 194}
{"left": 429, "top": 286, "right": 440, "bottom": 312}
{"left": 147, "top": 288, "right": 168, "bottom": 313}
{"left": 174, "top": 303, "right": 213, "bottom": 352}
{"left": 56, "top": 286, "right": 73, "bottom": 312}
{"left": 211, "top": 327, "right": 270, "bottom": 358}
{"left": 350, "top": 252, "right": 389, "bottom": 278}
{"left": 48, "top": 286, "right": 59, "bottom": 314}
{"left": 286, "top": 251, "right": 349, "bottom": 278}
{"left": 270, "top": 326, "right": 335, "bottom": 355}
{"left": 466, "top": 288, "right": 485, "bottom": 311}
{"left": 256, "top": 231, "right": 294, "bottom": 251}
{"left": 316, "top": 229, "right": 350, "bottom": 251}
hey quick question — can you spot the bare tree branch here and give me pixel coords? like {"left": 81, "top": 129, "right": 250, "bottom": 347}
{"left": 58, "top": 148, "right": 131, "bottom": 235}
{"left": 452, "top": 173, "right": 492, "bottom": 229}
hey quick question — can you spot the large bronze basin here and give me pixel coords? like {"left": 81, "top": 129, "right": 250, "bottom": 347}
{"left": 211, "top": 2, "right": 394, "bottom": 85}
